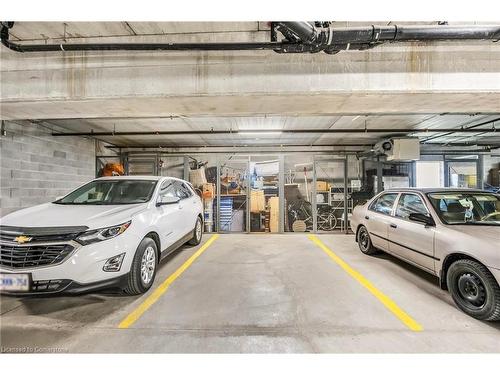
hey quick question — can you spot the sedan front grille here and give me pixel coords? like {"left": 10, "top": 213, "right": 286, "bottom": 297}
{"left": 0, "top": 244, "right": 75, "bottom": 269}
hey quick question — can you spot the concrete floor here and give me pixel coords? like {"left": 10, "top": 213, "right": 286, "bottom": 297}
{"left": 1, "top": 234, "right": 499, "bottom": 353}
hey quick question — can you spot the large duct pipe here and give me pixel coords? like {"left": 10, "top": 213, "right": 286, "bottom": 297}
{"left": 275, "top": 22, "right": 500, "bottom": 53}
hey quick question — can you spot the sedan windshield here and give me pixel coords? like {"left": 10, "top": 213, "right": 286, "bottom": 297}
{"left": 427, "top": 192, "right": 500, "bottom": 226}
{"left": 55, "top": 180, "right": 158, "bottom": 205}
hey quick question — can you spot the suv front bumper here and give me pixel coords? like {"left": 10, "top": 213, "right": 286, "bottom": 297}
{"left": 1, "top": 273, "right": 130, "bottom": 296}
{"left": 0, "top": 230, "right": 142, "bottom": 295}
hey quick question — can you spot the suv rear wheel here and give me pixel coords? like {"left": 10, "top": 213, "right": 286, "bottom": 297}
{"left": 447, "top": 259, "right": 500, "bottom": 321}
{"left": 188, "top": 217, "right": 203, "bottom": 246}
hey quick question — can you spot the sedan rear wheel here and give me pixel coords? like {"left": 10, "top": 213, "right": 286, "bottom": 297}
{"left": 357, "top": 225, "right": 379, "bottom": 255}
{"left": 447, "top": 259, "right": 500, "bottom": 321}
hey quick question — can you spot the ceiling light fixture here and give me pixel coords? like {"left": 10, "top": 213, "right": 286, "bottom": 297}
{"left": 238, "top": 131, "right": 283, "bottom": 135}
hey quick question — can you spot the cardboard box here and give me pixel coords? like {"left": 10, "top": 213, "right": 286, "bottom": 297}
{"left": 202, "top": 183, "right": 215, "bottom": 199}
{"left": 316, "top": 181, "right": 328, "bottom": 192}
{"left": 189, "top": 167, "right": 207, "bottom": 187}
{"left": 250, "top": 189, "right": 266, "bottom": 213}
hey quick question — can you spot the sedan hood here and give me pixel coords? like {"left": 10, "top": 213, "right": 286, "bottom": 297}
{"left": 451, "top": 224, "right": 500, "bottom": 242}
{"left": 0, "top": 202, "right": 148, "bottom": 230}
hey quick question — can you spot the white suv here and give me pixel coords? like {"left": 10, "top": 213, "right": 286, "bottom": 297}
{"left": 0, "top": 176, "right": 203, "bottom": 295}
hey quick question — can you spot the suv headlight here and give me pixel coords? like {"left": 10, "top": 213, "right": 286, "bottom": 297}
{"left": 76, "top": 221, "right": 131, "bottom": 245}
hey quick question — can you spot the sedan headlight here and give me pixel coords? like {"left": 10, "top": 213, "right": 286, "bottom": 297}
{"left": 76, "top": 221, "right": 131, "bottom": 245}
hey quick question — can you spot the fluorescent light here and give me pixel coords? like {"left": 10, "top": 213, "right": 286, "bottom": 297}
{"left": 238, "top": 131, "right": 283, "bottom": 135}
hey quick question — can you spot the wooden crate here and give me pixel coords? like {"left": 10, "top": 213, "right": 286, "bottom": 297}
{"left": 269, "top": 196, "right": 280, "bottom": 233}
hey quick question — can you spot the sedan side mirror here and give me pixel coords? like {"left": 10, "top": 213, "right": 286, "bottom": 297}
{"left": 156, "top": 196, "right": 180, "bottom": 206}
{"left": 409, "top": 213, "right": 435, "bottom": 226}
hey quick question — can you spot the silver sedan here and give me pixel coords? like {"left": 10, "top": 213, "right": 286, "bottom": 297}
{"left": 351, "top": 188, "right": 500, "bottom": 321}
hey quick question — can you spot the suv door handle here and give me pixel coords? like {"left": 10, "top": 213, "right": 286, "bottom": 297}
{"left": 390, "top": 223, "right": 397, "bottom": 229}
{"left": 365, "top": 215, "right": 369, "bottom": 220}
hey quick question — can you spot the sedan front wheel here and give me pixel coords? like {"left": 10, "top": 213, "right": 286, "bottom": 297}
{"left": 447, "top": 259, "right": 500, "bottom": 321}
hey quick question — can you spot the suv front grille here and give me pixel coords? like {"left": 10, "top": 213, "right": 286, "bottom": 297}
{"left": 0, "top": 244, "right": 75, "bottom": 269}
{"left": 0, "top": 225, "right": 88, "bottom": 244}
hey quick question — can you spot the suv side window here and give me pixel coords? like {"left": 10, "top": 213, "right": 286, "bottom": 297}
{"left": 369, "top": 193, "right": 399, "bottom": 215}
{"left": 174, "top": 181, "right": 192, "bottom": 200}
{"left": 159, "top": 179, "right": 176, "bottom": 199}
{"left": 395, "top": 193, "right": 428, "bottom": 220}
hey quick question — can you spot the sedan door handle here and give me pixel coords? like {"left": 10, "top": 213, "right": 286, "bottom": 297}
{"left": 390, "top": 223, "right": 398, "bottom": 229}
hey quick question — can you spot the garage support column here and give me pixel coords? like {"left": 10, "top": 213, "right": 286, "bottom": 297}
{"left": 478, "top": 155, "right": 484, "bottom": 189}
{"left": 376, "top": 156, "right": 383, "bottom": 193}
{"left": 279, "top": 154, "right": 285, "bottom": 233}
{"left": 246, "top": 156, "right": 251, "bottom": 233}
{"left": 312, "top": 156, "right": 318, "bottom": 233}
{"left": 344, "top": 156, "right": 349, "bottom": 234}
{"left": 183, "top": 156, "right": 189, "bottom": 181}
{"left": 216, "top": 157, "right": 221, "bottom": 233}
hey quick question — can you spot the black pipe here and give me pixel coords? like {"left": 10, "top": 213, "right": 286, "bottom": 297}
{"left": 276, "top": 22, "right": 318, "bottom": 44}
{"left": 276, "top": 22, "right": 500, "bottom": 53}
{"left": 0, "top": 22, "right": 284, "bottom": 53}
{"left": 51, "top": 127, "right": 499, "bottom": 137}
{"left": 3, "top": 21, "right": 500, "bottom": 54}
{"left": 420, "top": 117, "right": 500, "bottom": 143}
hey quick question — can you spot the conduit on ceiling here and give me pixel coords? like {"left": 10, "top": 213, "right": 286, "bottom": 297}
{"left": 2, "top": 21, "right": 500, "bottom": 54}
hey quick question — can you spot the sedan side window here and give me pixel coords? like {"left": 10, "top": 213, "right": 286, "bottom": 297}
{"left": 395, "top": 193, "right": 428, "bottom": 220}
{"left": 369, "top": 193, "right": 398, "bottom": 215}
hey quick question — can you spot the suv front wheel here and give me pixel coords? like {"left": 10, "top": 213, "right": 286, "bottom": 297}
{"left": 124, "top": 237, "right": 158, "bottom": 295}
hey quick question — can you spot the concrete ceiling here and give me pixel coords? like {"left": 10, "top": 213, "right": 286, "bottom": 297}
{"left": 2, "top": 21, "right": 500, "bottom": 151}
{"left": 41, "top": 114, "right": 500, "bottom": 148}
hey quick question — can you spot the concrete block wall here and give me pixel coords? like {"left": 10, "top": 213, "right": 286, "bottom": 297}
{"left": 0, "top": 121, "right": 95, "bottom": 217}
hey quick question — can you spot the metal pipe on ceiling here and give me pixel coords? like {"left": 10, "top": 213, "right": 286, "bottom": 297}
{"left": 420, "top": 117, "right": 499, "bottom": 143}
{"left": 0, "top": 22, "right": 283, "bottom": 53}
{"left": 104, "top": 142, "right": 499, "bottom": 150}
{"left": 274, "top": 22, "right": 500, "bottom": 53}
{"left": 2, "top": 21, "right": 500, "bottom": 54}
{"left": 50, "top": 127, "right": 500, "bottom": 137}
{"left": 104, "top": 143, "right": 374, "bottom": 149}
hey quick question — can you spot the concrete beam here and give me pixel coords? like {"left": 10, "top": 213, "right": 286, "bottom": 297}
{"left": 2, "top": 39, "right": 500, "bottom": 119}
{"left": 2, "top": 92, "right": 500, "bottom": 120}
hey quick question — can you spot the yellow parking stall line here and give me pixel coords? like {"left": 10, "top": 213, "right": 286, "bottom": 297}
{"left": 308, "top": 235, "right": 423, "bottom": 332}
{"left": 118, "top": 234, "right": 219, "bottom": 329}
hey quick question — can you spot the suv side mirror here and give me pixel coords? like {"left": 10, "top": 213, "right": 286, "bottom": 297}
{"left": 409, "top": 213, "right": 435, "bottom": 226}
{"left": 156, "top": 196, "right": 180, "bottom": 206}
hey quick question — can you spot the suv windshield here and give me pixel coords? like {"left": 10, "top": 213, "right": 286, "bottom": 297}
{"left": 427, "top": 192, "right": 500, "bottom": 226}
{"left": 55, "top": 180, "right": 158, "bottom": 205}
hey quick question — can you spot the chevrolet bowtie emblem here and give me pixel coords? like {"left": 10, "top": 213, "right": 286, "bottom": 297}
{"left": 14, "top": 235, "right": 32, "bottom": 244}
